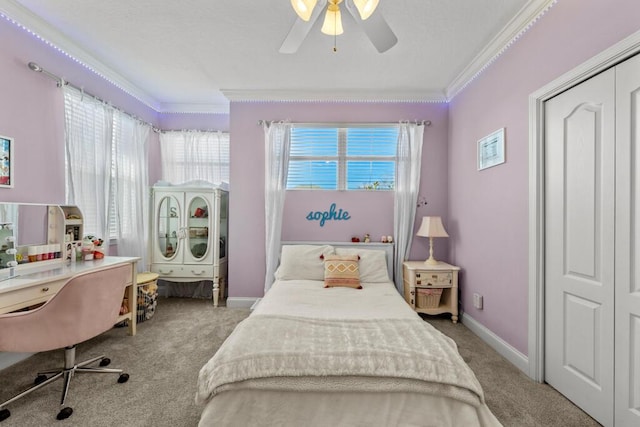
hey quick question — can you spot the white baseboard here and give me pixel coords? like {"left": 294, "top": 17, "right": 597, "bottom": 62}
{"left": 226, "top": 297, "right": 260, "bottom": 309}
{"left": 0, "top": 352, "right": 33, "bottom": 371}
{"left": 461, "top": 312, "right": 529, "bottom": 374}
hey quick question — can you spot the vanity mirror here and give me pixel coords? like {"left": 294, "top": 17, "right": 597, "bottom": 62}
{"left": 0, "top": 203, "right": 49, "bottom": 248}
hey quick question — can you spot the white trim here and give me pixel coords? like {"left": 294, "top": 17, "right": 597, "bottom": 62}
{"left": 250, "top": 298, "right": 262, "bottom": 311}
{"left": 462, "top": 313, "right": 529, "bottom": 374}
{"left": 221, "top": 89, "right": 447, "bottom": 103}
{"left": 226, "top": 297, "right": 260, "bottom": 309}
{"left": 157, "top": 102, "right": 230, "bottom": 115}
{"left": 0, "top": 1, "right": 160, "bottom": 111}
{"left": 0, "top": 352, "right": 32, "bottom": 371}
{"left": 527, "top": 29, "right": 640, "bottom": 382}
{"left": 0, "top": 0, "right": 557, "bottom": 111}
{"left": 447, "top": 0, "right": 557, "bottom": 99}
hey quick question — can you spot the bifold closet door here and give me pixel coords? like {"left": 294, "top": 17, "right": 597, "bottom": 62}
{"left": 544, "top": 67, "right": 616, "bottom": 426}
{"left": 614, "top": 53, "right": 640, "bottom": 426}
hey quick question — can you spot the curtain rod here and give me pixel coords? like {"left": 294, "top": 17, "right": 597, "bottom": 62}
{"left": 257, "top": 120, "right": 432, "bottom": 127}
{"left": 28, "top": 61, "right": 160, "bottom": 132}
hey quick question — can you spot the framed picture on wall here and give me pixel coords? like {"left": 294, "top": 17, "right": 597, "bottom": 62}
{"left": 0, "top": 135, "right": 13, "bottom": 188}
{"left": 477, "top": 128, "right": 505, "bottom": 171}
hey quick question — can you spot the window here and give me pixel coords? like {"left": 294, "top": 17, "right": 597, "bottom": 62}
{"left": 287, "top": 125, "right": 398, "bottom": 190}
{"left": 64, "top": 86, "right": 149, "bottom": 240}
{"left": 160, "top": 131, "right": 230, "bottom": 185}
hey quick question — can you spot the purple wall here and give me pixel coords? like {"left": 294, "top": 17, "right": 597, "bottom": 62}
{"left": 0, "top": 17, "right": 158, "bottom": 204}
{"left": 158, "top": 113, "right": 229, "bottom": 133}
{"left": 229, "top": 101, "right": 449, "bottom": 298}
{"left": 448, "top": 0, "right": 640, "bottom": 355}
{"left": 0, "top": 16, "right": 231, "bottom": 207}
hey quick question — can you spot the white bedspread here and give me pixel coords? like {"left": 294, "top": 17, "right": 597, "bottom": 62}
{"left": 197, "top": 315, "right": 484, "bottom": 407}
{"left": 197, "top": 279, "right": 502, "bottom": 427}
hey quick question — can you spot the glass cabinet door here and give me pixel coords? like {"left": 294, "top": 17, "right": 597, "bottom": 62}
{"left": 157, "top": 195, "right": 180, "bottom": 260}
{"left": 187, "top": 196, "right": 209, "bottom": 260}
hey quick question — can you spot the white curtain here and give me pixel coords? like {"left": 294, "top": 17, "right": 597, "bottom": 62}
{"left": 64, "top": 86, "right": 114, "bottom": 244}
{"left": 64, "top": 85, "right": 151, "bottom": 272}
{"left": 160, "top": 131, "right": 229, "bottom": 185}
{"left": 263, "top": 121, "right": 291, "bottom": 293}
{"left": 393, "top": 122, "right": 425, "bottom": 292}
{"left": 113, "top": 113, "right": 150, "bottom": 271}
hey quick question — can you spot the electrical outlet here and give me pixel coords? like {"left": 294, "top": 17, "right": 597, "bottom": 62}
{"left": 473, "top": 293, "right": 483, "bottom": 310}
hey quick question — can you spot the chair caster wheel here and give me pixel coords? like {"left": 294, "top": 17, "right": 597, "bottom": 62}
{"left": 118, "top": 373, "right": 129, "bottom": 383}
{"left": 99, "top": 358, "right": 111, "bottom": 367}
{"left": 0, "top": 408, "right": 10, "bottom": 422}
{"left": 56, "top": 407, "right": 73, "bottom": 420}
{"left": 34, "top": 375, "right": 47, "bottom": 385}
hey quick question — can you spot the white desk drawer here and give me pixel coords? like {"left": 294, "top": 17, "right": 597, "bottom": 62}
{"left": 0, "top": 278, "right": 66, "bottom": 314}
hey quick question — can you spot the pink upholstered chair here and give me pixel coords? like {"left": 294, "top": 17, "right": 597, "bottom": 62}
{"left": 0, "top": 264, "right": 133, "bottom": 422}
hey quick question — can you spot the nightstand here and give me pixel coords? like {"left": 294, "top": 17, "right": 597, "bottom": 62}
{"left": 403, "top": 261, "right": 460, "bottom": 323}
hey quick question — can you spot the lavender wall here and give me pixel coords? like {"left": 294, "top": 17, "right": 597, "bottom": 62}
{"left": 158, "top": 113, "right": 229, "bottom": 133}
{"left": 229, "top": 101, "right": 449, "bottom": 298}
{"left": 448, "top": 0, "right": 640, "bottom": 355}
{"left": 0, "top": 17, "right": 158, "bottom": 204}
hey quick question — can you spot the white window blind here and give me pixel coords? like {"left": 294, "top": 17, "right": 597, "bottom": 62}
{"left": 287, "top": 125, "right": 398, "bottom": 190}
{"left": 64, "top": 88, "right": 112, "bottom": 238}
{"left": 64, "top": 86, "right": 150, "bottom": 243}
{"left": 160, "top": 131, "right": 230, "bottom": 185}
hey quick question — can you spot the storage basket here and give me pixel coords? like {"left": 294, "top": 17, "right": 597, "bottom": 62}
{"left": 416, "top": 288, "right": 443, "bottom": 309}
{"left": 136, "top": 272, "right": 159, "bottom": 323}
{"left": 118, "top": 272, "right": 159, "bottom": 326}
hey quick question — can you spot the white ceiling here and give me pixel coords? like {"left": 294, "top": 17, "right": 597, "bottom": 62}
{"left": 1, "top": 0, "right": 555, "bottom": 113}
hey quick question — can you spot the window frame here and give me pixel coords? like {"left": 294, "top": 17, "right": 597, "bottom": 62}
{"left": 287, "top": 124, "right": 398, "bottom": 191}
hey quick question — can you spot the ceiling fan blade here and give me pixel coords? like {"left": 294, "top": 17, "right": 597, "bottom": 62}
{"left": 279, "top": 4, "right": 325, "bottom": 54}
{"left": 344, "top": 0, "right": 397, "bottom": 53}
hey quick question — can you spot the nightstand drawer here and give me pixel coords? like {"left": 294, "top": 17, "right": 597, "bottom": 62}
{"left": 415, "top": 271, "right": 452, "bottom": 287}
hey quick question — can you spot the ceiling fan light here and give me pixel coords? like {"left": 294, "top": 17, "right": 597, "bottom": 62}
{"left": 353, "top": 0, "right": 379, "bottom": 20}
{"left": 321, "top": 4, "right": 344, "bottom": 36}
{"left": 291, "top": 0, "right": 318, "bottom": 21}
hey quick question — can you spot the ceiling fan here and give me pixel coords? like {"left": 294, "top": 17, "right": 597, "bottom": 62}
{"left": 280, "top": 0, "right": 398, "bottom": 53}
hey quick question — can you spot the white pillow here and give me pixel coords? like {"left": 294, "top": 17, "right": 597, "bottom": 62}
{"left": 274, "top": 245, "right": 335, "bottom": 281}
{"left": 335, "top": 248, "right": 390, "bottom": 283}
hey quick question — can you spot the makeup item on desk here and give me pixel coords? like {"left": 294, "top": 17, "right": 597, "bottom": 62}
{"left": 27, "top": 246, "right": 37, "bottom": 262}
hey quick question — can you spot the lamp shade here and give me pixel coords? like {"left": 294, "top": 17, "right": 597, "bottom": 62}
{"left": 416, "top": 216, "right": 449, "bottom": 238}
{"left": 291, "top": 0, "right": 318, "bottom": 21}
{"left": 321, "top": 3, "right": 344, "bottom": 35}
{"left": 353, "top": 0, "right": 379, "bottom": 20}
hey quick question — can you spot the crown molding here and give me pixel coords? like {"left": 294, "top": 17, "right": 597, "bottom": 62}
{"left": 446, "top": 0, "right": 557, "bottom": 100}
{"left": 221, "top": 89, "right": 448, "bottom": 103}
{"left": 0, "top": 0, "right": 162, "bottom": 111}
{"left": 157, "top": 102, "right": 230, "bottom": 115}
{"left": 2, "top": 0, "right": 556, "bottom": 111}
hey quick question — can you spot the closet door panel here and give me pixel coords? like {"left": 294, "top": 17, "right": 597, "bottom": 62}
{"left": 615, "top": 52, "right": 640, "bottom": 426}
{"left": 544, "top": 67, "right": 616, "bottom": 426}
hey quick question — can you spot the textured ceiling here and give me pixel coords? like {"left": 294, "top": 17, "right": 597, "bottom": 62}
{"left": 1, "top": 0, "right": 554, "bottom": 113}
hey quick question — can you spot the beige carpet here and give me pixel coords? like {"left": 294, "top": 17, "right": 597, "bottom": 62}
{"left": 0, "top": 298, "right": 599, "bottom": 426}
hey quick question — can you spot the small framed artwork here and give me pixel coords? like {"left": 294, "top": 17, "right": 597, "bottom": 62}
{"left": 0, "top": 135, "right": 13, "bottom": 188}
{"left": 477, "top": 128, "right": 505, "bottom": 171}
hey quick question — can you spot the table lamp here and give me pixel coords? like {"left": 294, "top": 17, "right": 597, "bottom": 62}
{"left": 416, "top": 216, "right": 449, "bottom": 265}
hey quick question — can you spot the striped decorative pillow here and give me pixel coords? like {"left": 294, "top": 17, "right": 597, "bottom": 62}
{"left": 323, "top": 254, "right": 362, "bottom": 289}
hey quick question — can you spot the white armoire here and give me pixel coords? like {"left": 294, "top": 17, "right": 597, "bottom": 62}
{"left": 544, "top": 53, "right": 640, "bottom": 426}
{"left": 150, "top": 183, "right": 228, "bottom": 307}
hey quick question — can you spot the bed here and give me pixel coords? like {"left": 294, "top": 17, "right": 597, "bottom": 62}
{"left": 196, "top": 242, "right": 502, "bottom": 427}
